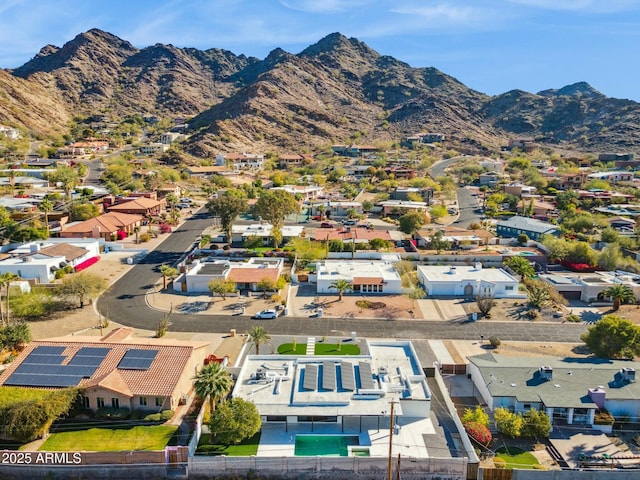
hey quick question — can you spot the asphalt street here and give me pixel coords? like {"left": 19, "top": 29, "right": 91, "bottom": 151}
{"left": 97, "top": 208, "right": 588, "bottom": 343}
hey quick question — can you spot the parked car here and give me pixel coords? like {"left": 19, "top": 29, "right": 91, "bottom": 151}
{"left": 342, "top": 219, "right": 357, "bottom": 226}
{"left": 175, "top": 203, "right": 191, "bottom": 209}
{"left": 252, "top": 309, "right": 278, "bottom": 319}
{"left": 179, "top": 197, "right": 193, "bottom": 203}
{"left": 320, "top": 222, "right": 334, "bottom": 228}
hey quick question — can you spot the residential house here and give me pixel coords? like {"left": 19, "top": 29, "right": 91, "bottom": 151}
{"left": 478, "top": 158, "right": 505, "bottom": 173}
{"left": 401, "top": 132, "right": 445, "bottom": 148}
{"left": 558, "top": 172, "right": 589, "bottom": 189}
{"left": 538, "top": 270, "right": 640, "bottom": 303}
{"left": 312, "top": 227, "right": 393, "bottom": 245}
{"left": 415, "top": 226, "right": 495, "bottom": 249}
{"left": 384, "top": 165, "right": 416, "bottom": 179}
{"left": 588, "top": 171, "right": 634, "bottom": 183}
{"left": 0, "top": 327, "right": 208, "bottom": 413}
{"left": 231, "top": 223, "right": 304, "bottom": 246}
{"left": 278, "top": 154, "right": 305, "bottom": 169}
{"left": 159, "top": 132, "right": 184, "bottom": 144}
{"left": 599, "top": 153, "right": 634, "bottom": 162}
{"left": 315, "top": 259, "right": 402, "bottom": 294}
{"left": 378, "top": 200, "right": 427, "bottom": 216}
{"left": 60, "top": 212, "right": 143, "bottom": 240}
{"left": 392, "top": 187, "right": 433, "bottom": 203}
{"left": 506, "top": 137, "right": 535, "bottom": 152}
{"left": 105, "top": 197, "right": 165, "bottom": 216}
{"left": 216, "top": 152, "right": 264, "bottom": 170}
{"left": 310, "top": 201, "right": 363, "bottom": 218}
{"left": 478, "top": 172, "right": 501, "bottom": 187}
{"left": 504, "top": 183, "right": 536, "bottom": 197}
{"left": 331, "top": 144, "right": 380, "bottom": 157}
{"left": 271, "top": 185, "right": 324, "bottom": 201}
{"left": 417, "top": 264, "right": 521, "bottom": 298}
{"left": 139, "top": 143, "right": 169, "bottom": 155}
{"left": 230, "top": 341, "right": 439, "bottom": 462}
{"left": 68, "top": 139, "right": 109, "bottom": 153}
{"left": 496, "top": 216, "right": 558, "bottom": 240}
{"left": 608, "top": 216, "right": 636, "bottom": 231}
{"left": 467, "top": 353, "right": 640, "bottom": 429}
{"left": 516, "top": 199, "right": 556, "bottom": 219}
{"left": 180, "top": 257, "right": 284, "bottom": 293}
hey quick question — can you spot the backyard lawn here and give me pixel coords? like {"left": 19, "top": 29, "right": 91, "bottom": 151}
{"left": 277, "top": 342, "right": 360, "bottom": 355}
{"left": 197, "top": 432, "right": 260, "bottom": 456}
{"left": 494, "top": 446, "right": 541, "bottom": 470}
{"left": 40, "top": 425, "right": 177, "bottom": 452}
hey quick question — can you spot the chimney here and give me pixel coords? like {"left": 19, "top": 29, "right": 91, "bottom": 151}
{"left": 588, "top": 386, "right": 606, "bottom": 409}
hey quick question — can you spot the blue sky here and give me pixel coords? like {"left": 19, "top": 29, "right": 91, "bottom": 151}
{"left": 1, "top": 0, "right": 639, "bottom": 100}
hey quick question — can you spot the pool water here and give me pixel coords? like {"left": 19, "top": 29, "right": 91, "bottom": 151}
{"left": 294, "top": 435, "right": 359, "bottom": 456}
{"left": 518, "top": 251, "right": 536, "bottom": 256}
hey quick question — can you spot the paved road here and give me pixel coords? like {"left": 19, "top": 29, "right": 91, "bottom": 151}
{"left": 97, "top": 209, "right": 588, "bottom": 342}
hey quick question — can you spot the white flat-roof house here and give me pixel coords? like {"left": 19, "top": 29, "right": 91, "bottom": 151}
{"left": 417, "top": 264, "right": 521, "bottom": 298}
{"left": 539, "top": 270, "right": 640, "bottom": 303}
{"left": 231, "top": 223, "right": 304, "bottom": 246}
{"left": 316, "top": 260, "right": 402, "bottom": 295}
{"left": 180, "top": 257, "right": 284, "bottom": 293}
{"left": 231, "top": 341, "right": 435, "bottom": 459}
{"left": 271, "top": 185, "right": 324, "bottom": 201}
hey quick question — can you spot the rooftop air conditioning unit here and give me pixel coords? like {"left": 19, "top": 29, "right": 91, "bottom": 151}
{"left": 621, "top": 367, "right": 636, "bottom": 382}
{"left": 539, "top": 366, "right": 553, "bottom": 380}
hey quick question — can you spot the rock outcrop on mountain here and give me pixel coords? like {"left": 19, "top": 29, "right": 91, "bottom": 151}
{"left": 1, "top": 29, "right": 639, "bottom": 154}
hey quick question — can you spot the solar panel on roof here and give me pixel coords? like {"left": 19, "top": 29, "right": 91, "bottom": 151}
{"left": 358, "top": 362, "right": 375, "bottom": 389}
{"left": 23, "top": 354, "right": 64, "bottom": 365}
{"left": 117, "top": 349, "right": 158, "bottom": 370}
{"left": 68, "top": 355, "right": 103, "bottom": 367}
{"left": 341, "top": 361, "right": 355, "bottom": 391}
{"left": 32, "top": 346, "right": 66, "bottom": 355}
{"left": 5, "top": 373, "right": 82, "bottom": 388}
{"left": 303, "top": 364, "right": 318, "bottom": 391}
{"left": 74, "top": 347, "right": 110, "bottom": 357}
{"left": 322, "top": 362, "right": 336, "bottom": 391}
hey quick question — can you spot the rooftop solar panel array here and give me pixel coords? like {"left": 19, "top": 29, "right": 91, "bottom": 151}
{"left": 358, "top": 361, "right": 375, "bottom": 389}
{"left": 341, "top": 361, "right": 355, "bottom": 391}
{"left": 118, "top": 349, "right": 158, "bottom": 370}
{"left": 322, "top": 362, "right": 336, "bottom": 391}
{"left": 303, "top": 364, "right": 318, "bottom": 391}
{"left": 5, "top": 345, "right": 110, "bottom": 388}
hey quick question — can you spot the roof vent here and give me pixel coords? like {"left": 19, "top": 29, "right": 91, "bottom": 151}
{"left": 621, "top": 367, "right": 636, "bottom": 382}
{"left": 378, "top": 366, "right": 388, "bottom": 375}
{"left": 539, "top": 366, "right": 553, "bottom": 380}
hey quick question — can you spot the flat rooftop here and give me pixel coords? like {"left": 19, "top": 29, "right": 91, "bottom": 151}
{"left": 418, "top": 265, "right": 517, "bottom": 283}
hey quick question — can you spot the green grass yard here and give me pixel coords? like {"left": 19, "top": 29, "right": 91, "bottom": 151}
{"left": 277, "top": 342, "right": 360, "bottom": 355}
{"left": 196, "top": 432, "right": 260, "bottom": 456}
{"left": 495, "top": 446, "right": 540, "bottom": 470}
{"left": 39, "top": 425, "right": 177, "bottom": 452}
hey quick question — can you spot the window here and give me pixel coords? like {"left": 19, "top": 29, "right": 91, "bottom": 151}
{"left": 505, "top": 286, "right": 514, "bottom": 291}
{"left": 155, "top": 397, "right": 163, "bottom": 407}
{"left": 97, "top": 397, "right": 105, "bottom": 408}
{"left": 139, "top": 397, "right": 147, "bottom": 406}
{"left": 111, "top": 398, "right": 119, "bottom": 408}
{"left": 82, "top": 396, "right": 90, "bottom": 408}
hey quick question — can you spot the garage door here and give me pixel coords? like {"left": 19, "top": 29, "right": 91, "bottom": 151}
{"left": 558, "top": 290, "right": 581, "bottom": 300}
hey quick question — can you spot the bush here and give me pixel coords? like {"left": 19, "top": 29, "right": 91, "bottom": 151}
{"left": 464, "top": 421, "right": 492, "bottom": 446}
{"left": 144, "top": 410, "right": 174, "bottom": 422}
{"left": 139, "top": 233, "right": 151, "bottom": 243}
{"left": 96, "top": 407, "right": 130, "bottom": 420}
{"left": 489, "top": 336, "right": 501, "bottom": 348}
{"left": 159, "top": 223, "right": 172, "bottom": 234}
{"left": 566, "top": 314, "right": 581, "bottom": 323}
{"left": 493, "top": 458, "right": 506, "bottom": 469}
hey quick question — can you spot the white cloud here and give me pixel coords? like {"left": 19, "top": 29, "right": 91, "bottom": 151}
{"left": 506, "top": 0, "right": 640, "bottom": 13}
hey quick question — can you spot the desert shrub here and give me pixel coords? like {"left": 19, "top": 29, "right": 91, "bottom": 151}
{"left": 139, "top": 233, "right": 151, "bottom": 243}
{"left": 159, "top": 223, "right": 172, "bottom": 234}
{"left": 489, "top": 336, "right": 501, "bottom": 348}
{"left": 493, "top": 458, "right": 506, "bottom": 469}
{"left": 566, "top": 314, "right": 581, "bottom": 323}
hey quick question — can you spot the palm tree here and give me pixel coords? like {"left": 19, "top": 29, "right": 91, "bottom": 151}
{"left": 0, "top": 272, "right": 19, "bottom": 325}
{"left": 159, "top": 264, "right": 178, "bottom": 289}
{"left": 248, "top": 325, "right": 271, "bottom": 355}
{"left": 602, "top": 284, "right": 636, "bottom": 311}
{"left": 193, "top": 362, "right": 233, "bottom": 413}
{"left": 329, "top": 279, "right": 352, "bottom": 302}
{"left": 38, "top": 198, "right": 54, "bottom": 236}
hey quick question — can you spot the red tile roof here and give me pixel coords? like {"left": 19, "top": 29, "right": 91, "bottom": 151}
{"left": 227, "top": 267, "right": 279, "bottom": 283}
{"left": 312, "top": 228, "right": 392, "bottom": 242}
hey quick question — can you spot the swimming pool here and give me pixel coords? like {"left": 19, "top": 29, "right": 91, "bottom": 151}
{"left": 294, "top": 435, "right": 359, "bottom": 456}
{"left": 518, "top": 251, "right": 536, "bottom": 256}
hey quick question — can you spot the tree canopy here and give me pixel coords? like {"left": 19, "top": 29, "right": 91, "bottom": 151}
{"left": 193, "top": 362, "right": 233, "bottom": 413}
{"left": 206, "top": 192, "right": 248, "bottom": 245}
{"left": 56, "top": 272, "right": 107, "bottom": 308}
{"left": 581, "top": 314, "right": 640, "bottom": 359}
{"left": 208, "top": 398, "right": 261, "bottom": 445}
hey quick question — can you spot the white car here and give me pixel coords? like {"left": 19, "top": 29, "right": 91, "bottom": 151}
{"left": 179, "top": 197, "right": 193, "bottom": 203}
{"left": 252, "top": 309, "right": 278, "bottom": 319}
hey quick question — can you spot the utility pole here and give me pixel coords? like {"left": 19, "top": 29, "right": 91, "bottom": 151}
{"left": 387, "top": 399, "right": 398, "bottom": 480}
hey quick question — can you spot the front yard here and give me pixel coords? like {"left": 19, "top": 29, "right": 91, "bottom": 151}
{"left": 39, "top": 425, "right": 178, "bottom": 452}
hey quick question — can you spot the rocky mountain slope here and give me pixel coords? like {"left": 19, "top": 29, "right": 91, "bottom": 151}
{"left": 2, "top": 29, "right": 640, "bottom": 155}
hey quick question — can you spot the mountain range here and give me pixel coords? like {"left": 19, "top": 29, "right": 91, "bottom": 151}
{"left": 2, "top": 28, "right": 640, "bottom": 156}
